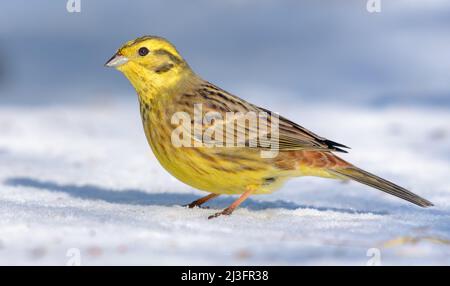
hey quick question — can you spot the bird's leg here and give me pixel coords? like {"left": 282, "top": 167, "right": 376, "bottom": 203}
{"left": 208, "top": 188, "right": 255, "bottom": 219}
{"left": 185, "top": 193, "right": 220, "bottom": 209}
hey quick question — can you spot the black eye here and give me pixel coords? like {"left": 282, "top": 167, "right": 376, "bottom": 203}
{"left": 138, "top": 47, "right": 149, "bottom": 56}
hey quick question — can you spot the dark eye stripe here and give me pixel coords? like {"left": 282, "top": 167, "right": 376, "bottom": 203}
{"left": 138, "top": 47, "right": 149, "bottom": 56}
{"left": 153, "top": 49, "right": 182, "bottom": 64}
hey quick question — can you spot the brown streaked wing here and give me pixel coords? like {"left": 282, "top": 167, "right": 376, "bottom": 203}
{"left": 171, "top": 81, "right": 349, "bottom": 153}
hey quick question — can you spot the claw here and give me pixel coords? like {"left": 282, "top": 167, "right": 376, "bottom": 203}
{"left": 184, "top": 193, "right": 219, "bottom": 210}
{"left": 184, "top": 203, "right": 210, "bottom": 209}
{"left": 208, "top": 208, "right": 234, "bottom": 219}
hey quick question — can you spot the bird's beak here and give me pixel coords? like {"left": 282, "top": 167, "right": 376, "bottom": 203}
{"left": 104, "top": 52, "right": 129, "bottom": 68}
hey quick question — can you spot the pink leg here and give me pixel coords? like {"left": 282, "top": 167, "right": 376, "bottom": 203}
{"left": 208, "top": 188, "right": 255, "bottom": 219}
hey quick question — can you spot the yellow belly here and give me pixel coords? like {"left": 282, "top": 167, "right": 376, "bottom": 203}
{"left": 153, "top": 145, "right": 287, "bottom": 194}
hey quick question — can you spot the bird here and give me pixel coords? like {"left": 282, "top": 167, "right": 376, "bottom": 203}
{"left": 105, "top": 35, "right": 433, "bottom": 219}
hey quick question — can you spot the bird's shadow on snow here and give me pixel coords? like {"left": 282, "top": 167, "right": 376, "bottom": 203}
{"left": 4, "top": 176, "right": 386, "bottom": 215}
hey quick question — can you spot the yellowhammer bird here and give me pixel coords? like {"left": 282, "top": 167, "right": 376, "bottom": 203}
{"left": 105, "top": 35, "right": 433, "bottom": 219}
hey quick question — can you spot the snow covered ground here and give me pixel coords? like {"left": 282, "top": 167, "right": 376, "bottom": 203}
{"left": 0, "top": 94, "right": 449, "bottom": 265}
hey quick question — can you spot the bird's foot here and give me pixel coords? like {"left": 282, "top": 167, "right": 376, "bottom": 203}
{"left": 208, "top": 207, "right": 234, "bottom": 219}
{"left": 183, "top": 203, "right": 210, "bottom": 209}
{"left": 183, "top": 193, "right": 219, "bottom": 209}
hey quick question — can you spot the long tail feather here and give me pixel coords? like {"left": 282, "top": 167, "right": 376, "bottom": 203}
{"left": 329, "top": 167, "right": 433, "bottom": 207}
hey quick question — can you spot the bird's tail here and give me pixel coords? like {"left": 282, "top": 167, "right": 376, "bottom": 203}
{"left": 329, "top": 166, "right": 433, "bottom": 207}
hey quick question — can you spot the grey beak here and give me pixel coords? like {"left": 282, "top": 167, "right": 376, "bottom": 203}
{"left": 104, "top": 52, "right": 129, "bottom": 67}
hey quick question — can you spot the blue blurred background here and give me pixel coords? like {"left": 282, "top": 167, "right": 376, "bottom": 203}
{"left": 1, "top": 1, "right": 450, "bottom": 266}
{"left": 0, "top": 0, "right": 449, "bottom": 107}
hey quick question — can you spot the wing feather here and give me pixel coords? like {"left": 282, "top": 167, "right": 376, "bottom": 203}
{"left": 171, "top": 81, "right": 349, "bottom": 153}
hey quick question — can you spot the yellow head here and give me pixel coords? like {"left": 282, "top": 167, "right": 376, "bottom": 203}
{"left": 105, "top": 36, "right": 192, "bottom": 97}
